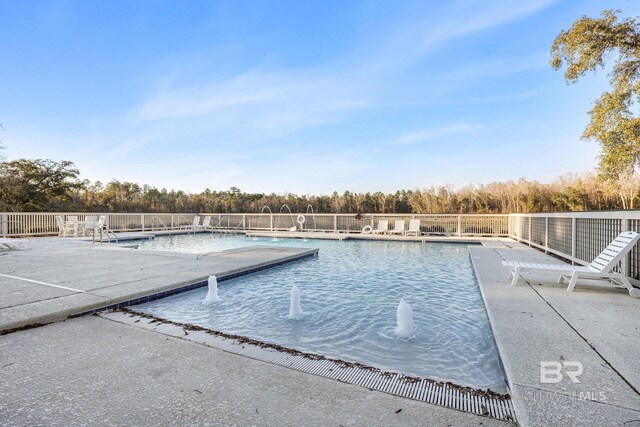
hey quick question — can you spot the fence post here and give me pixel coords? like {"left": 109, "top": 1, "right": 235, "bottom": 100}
{"left": 334, "top": 215, "right": 338, "bottom": 233}
{"left": 270, "top": 214, "right": 274, "bottom": 231}
{"left": 242, "top": 214, "right": 246, "bottom": 230}
{"left": 571, "top": 217, "right": 577, "bottom": 265}
{"left": 1, "top": 213, "right": 7, "bottom": 238}
{"left": 544, "top": 217, "right": 549, "bottom": 253}
{"left": 141, "top": 214, "right": 145, "bottom": 232}
{"left": 171, "top": 214, "right": 174, "bottom": 230}
{"left": 457, "top": 215, "right": 462, "bottom": 237}
{"left": 622, "top": 218, "right": 630, "bottom": 277}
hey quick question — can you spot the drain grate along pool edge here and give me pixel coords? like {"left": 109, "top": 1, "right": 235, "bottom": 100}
{"left": 99, "top": 309, "right": 515, "bottom": 423}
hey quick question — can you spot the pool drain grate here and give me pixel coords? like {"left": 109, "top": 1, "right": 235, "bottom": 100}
{"left": 99, "top": 309, "right": 516, "bottom": 422}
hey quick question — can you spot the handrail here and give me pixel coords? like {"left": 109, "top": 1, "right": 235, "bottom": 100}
{"left": 92, "top": 224, "right": 119, "bottom": 244}
{"left": 151, "top": 216, "right": 168, "bottom": 231}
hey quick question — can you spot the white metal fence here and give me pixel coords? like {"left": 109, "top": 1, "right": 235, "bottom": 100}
{"left": 0, "top": 212, "right": 510, "bottom": 238}
{"left": 509, "top": 211, "right": 640, "bottom": 281}
{"left": 4, "top": 210, "right": 640, "bottom": 280}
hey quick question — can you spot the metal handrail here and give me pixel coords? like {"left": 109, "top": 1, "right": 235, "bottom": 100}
{"left": 92, "top": 225, "right": 119, "bottom": 244}
{"left": 151, "top": 216, "right": 168, "bottom": 231}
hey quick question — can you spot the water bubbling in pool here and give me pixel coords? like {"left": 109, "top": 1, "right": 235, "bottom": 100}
{"left": 203, "top": 275, "right": 220, "bottom": 304}
{"left": 395, "top": 298, "right": 414, "bottom": 338}
{"left": 287, "top": 285, "right": 304, "bottom": 319}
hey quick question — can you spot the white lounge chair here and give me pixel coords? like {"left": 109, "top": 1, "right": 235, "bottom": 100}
{"left": 199, "top": 216, "right": 212, "bottom": 230}
{"left": 372, "top": 220, "right": 389, "bottom": 235}
{"left": 405, "top": 219, "right": 421, "bottom": 236}
{"left": 388, "top": 220, "right": 405, "bottom": 235}
{"left": 182, "top": 216, "right": 200, "bottom": 230}
{"left": 504, "top": 231, "right": 640, "bottom": 297}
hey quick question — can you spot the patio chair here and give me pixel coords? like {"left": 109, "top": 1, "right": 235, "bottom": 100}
{"left": 503, "top": 231, "right": 640, "bottom": 297}
{"left": 405, "top": 219, "right": 421, "bottom": 236}
{"left": 372, "top": 220, "right": 389, "bottom": 235}
{"left": 83, "top": 215, "right": 97, "bottom": 236}
{"left": 388, "top": 220, "right": 405, "bottom": 235}
{"left": 55, "top": 215, "right": 76, "bottom": 237}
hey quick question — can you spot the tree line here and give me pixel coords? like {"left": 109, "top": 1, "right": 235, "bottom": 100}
{"left": 0, "top": 158, "right": 638, "bottom": 214}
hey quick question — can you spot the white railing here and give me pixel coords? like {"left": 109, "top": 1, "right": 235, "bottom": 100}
{"left": 4, "top": 210, "right": 640, "bottom": 280}
{"left": 0, "top": 212, "right": 510, "bottom": 238}
{"left": 509, "top": 211, "right": 640, "bottom": 281}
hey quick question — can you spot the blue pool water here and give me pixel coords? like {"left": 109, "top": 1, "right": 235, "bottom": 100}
{"left": 132, "top": 234, "right": 507, "bottom": 392}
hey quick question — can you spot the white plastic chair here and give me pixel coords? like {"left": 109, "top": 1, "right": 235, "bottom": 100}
{"left": 405, "top": 219, "right": 421, "bottom": 236}
{"left": 83, "top": 215, "right": 97, "bottom": 236}
{"left": 55, "top": 215, "right": 75, "bottom": 238}
{"left": 504, "top": 231, "right": 640, "bottom": 297}
{"left": 372, "top": 220, "right": 389, "bottom": 235}
{"left": 199, "top": 216, "right": 212, "bottom": 230}
{"left": 388, "top": 220, "right": 405, "bottom": 235}
{"left": 191, "top": 216, "right": 201, "bottom": 230}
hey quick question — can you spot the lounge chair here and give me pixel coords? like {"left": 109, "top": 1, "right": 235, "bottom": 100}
{"left": 199, "top": 216, "right": 212, "bottom": 230}
{"left": 372, "top": 220, "right": 389, "bottom": 235}
{"left": 504, "top": 231, "right": 640, "bottom": 297}
{"left": 182, "top": 216, "right": 200, "bottom": 230}
{"left": 388, "top": 220, "right": 405, "bottom": 235}
{"left": 405, "top": 219, "right": 421, "bottom": 236}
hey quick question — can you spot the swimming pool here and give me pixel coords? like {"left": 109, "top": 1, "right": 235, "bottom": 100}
{"left": 132, "top": 234, "right": 507, "bottom": 392}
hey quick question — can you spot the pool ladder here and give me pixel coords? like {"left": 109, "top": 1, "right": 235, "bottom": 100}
{"left": 92, "top": 224, "right": 119, "bottom": 244}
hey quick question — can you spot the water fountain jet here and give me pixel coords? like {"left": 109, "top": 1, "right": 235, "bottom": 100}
{"left": 287, "top": 285, "right": 304, "bottom": 319}
{"left": 395, "top": 298, "right": 414, "bottom": 338}
{"left": 259, "top": 206, "right": 273, "bottom": 231}
{"left": 204, "top": 275, "right": 220, "bottom": 304}
{"left": 306, "top": 204, "right": 317, "bottom": 231}
{"left": 280, "top": 204, "right": 296, "bottom": 230}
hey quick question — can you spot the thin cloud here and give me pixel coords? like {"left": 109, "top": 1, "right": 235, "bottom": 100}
{"left": 134, "top": 68, "right": 371, "bottom": 142}
{"left": 392, "top": 123, "right": 486, "bottom": 145}
{"left": 368, "top": 0, "right": 561, "bottom": 73}
{"left": 118, "top": 0, "right": 558, "bottom": 162}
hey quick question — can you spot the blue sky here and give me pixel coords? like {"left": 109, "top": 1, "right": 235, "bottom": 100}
{"left": 1, "top": 0, "right": 639, "bottom": 194}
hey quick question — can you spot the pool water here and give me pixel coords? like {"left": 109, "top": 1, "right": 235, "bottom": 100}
{"left": 132, "top": 234, "right": 507, "bottom": 392}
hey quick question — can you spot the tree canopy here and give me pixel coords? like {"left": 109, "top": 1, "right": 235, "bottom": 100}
{"left": 0, "top": 158, "right": 638, "bottom": 212}
{"left": 551, "top": 10, "right": 640, "bottom": 181}
{"left": 0, "top": 159, "right": 80, "bottom": 211}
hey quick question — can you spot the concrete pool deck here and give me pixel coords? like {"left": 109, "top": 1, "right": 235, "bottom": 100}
{"left": 1, "top": 235, "right": 509, "bottom": 426}
{"left": 1, "top": 233, "right": 640, "bottom": 425}
{"left": 0, "top": 237, "right": 318, "bottom": 332}
{"left": 473, "top": 240, "right": 640, "bottom": 426}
